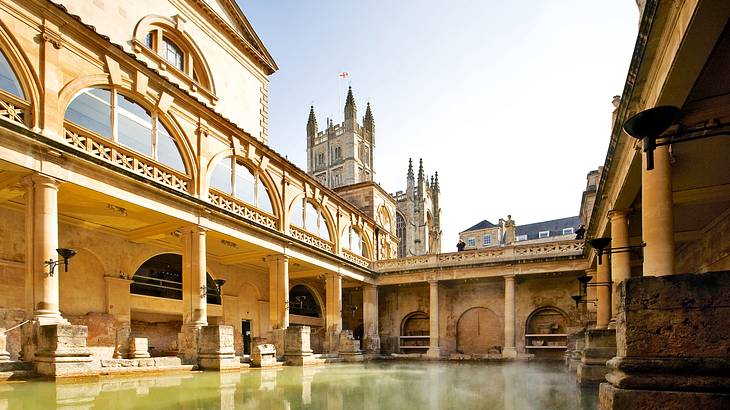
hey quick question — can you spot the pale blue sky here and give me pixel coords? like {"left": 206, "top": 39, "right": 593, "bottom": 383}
{"left": 241, "top": 1, "right": 639, "bottom": 251}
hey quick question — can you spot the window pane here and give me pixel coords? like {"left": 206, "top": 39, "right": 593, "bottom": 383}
{"left": 318, "top": 215, "right": 330, "bottom": 241}
{"left": 162, "top": 38, "right": 184, "bottom": 71}
{"left": 145, "top": 31, "right": 154, "bottom": 48}
{"left": 291, "top": 200, "right": 304, "bottom": 227}
{"left": 156, "top": 121, "right": 185, "bottom": 172}
{"left": 0, "top": 50, "right": 23, "bottom": 98}
{"left": 210, "top": 157, "right": 232, "bottom": 193}
{"left": 305, "top": 202, "right": 318, "bottom": 231}
{"left": 234, "top": 163, "right": 255, "bottom": 204}
{"left": 117, "top": 94, "right": 152, "bottom": 156}
{"left": 65, "top": 89, "right": 112, "bottom": 138}
{"left": 257, "top": 179, "right": 273, "bottom": 214}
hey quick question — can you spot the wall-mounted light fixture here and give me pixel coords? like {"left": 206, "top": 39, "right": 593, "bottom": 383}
{"left": 571, "top": 274, "right": 606, "bottom": 309}
{"left": 623, "top": 106, "right": 730, "bottom": 170}
{"left": 201, "top": 279, "right": 226, "bottom": 298}
{"left": 45, "top": 248, "right": 77, "bottom": 277}
{"left": 587, "top": 236, "right": 645, "bottom": 265}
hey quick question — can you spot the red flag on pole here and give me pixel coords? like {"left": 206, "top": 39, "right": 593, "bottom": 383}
{"left": 339, "top": 72, "right": 349, "bottom": 79}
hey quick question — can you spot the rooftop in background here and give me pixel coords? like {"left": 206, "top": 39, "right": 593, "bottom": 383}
{"left": 461, "top": 220, "right": 498, "bottom": 233}
{"left": 516, "top": 216, "right": 581, "bottom": 241}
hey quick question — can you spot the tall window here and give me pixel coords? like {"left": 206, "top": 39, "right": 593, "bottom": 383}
{"left": 483, "top": 234, "right": 492, "bottom": 246}
{"left": 291, "top": 198, "right": 331, "bottom": 241}
{"left": 396, "top": 212, "right": 406, "bottom": 258}
{"left": 162, "top": 37, "right": 184, "bottom": 71}
{"left": 65, "top": 88, "right": 186, "bottom": 172}
{"left": 342, "top": 226, "right": 368, "bottom": 257}
{"left": 0, "top": 50, "right": 23, "bottom": 98}
{"left": 209, "top": 156, "right": 274, "bottom": 214}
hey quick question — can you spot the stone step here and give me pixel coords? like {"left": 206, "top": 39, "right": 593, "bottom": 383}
{"left": 0, "top": 369, "right": 35, "bottom": 382}
{"left": 0, "top": 361, "right": 33, "bottom": 372}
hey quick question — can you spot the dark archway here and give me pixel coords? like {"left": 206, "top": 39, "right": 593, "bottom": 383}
{"left": 400, "top": 311, "right": 429, "bottom": 336}
{"left": 289, "top": 284, "right": 322, "bottom": 317}
{"left": 131, "top": 253, "right": 221, "bottom": 305}
{"left": 525, "top": 306, "right": 570, "bottom": 358}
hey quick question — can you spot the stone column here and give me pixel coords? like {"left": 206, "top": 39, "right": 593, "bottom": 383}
{"left": 502, "top": 275, "right": 517, "bottom": 359}
{"left": 609, "top": 210, "right": 631, "bottom": 325}
{"left": 24, "top": 174, "right": 65, "bottom": 325}
{"left": 104, "top": 276, "right": 133, "bottom": 358}
{"left": 325, "top": 273, "right": 342, "bottom": 353}
{"left": 178, "top": 226, "right": 207, "bottom": 364}
{"left": 596, "top": 260, "right": 611, "bottom": 329}
{"left": 642, "top": 146, "right": 675, "bottom": 276}
{"left": 362, "top": 285, "right": 380, "bottom": 354}
{"left": 267, "top": 255, "right": 288, "bottom": 355}
{"left": 426, "top": 280, "right": 440, "bottom": 359}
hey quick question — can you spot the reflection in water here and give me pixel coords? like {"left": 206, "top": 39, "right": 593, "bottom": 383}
{"left": 1, "top": 362, "right": 598, "bottom": 409}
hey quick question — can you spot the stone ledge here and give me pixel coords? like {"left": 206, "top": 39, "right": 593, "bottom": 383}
{"left": 600, "top": 382, "right": 730, "bottom": 410}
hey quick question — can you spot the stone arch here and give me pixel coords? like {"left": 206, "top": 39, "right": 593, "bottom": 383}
{"left": 400, "top": 311, "right": 429, "bottom": 336}
{"left": 58, "top": 78, "right": 198, "bottom": 183}
{"left": 456, "top": 307, "right": 502, "bottom": 355}
{"left": 287, "top": 192, "right": 337, "bottom": 244}
{"left": 130, "top": 253, "right": 221, "bottom": 305}
{"left": 288, "top": 283, "right": 323, "bottom": 318}
{"left": 205, "top": 150, "right": 281, "bottom": 221}
{"left": 59, "top": 248, "right": 107, "bottom": 316}
{"left": 525, "top": 306, "right": 570, "bottom": 335}
{"left": 0, "top": 20, "right": 41, "bottom": 128}
{"left": 340, "top": 222, "right": 373, "bottom": 258}
{"left": 132, "top": 15, "right": 216, "bottom": 95}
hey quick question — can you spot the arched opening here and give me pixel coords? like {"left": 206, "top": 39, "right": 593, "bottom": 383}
{"left": 399, "top": 311, "right": 429, "bottom": 353}
{"left": 525, "top": 306, "right": 570, "bottom": 359}
{"left": 0, "top": 47, "right": 31, "bottom": 126}
{"left": 131, "top": 253, "right": 221, "bottom": 305}
{"left": 64, "top": 87, "right": 187, "bottom": 173}
{"left": 396, "top": 212, "right": 407, "bottom": 258}
{"left": 289, "top": 284, "right": 322, "bottom": 318}
{"left": 209, "top": 155, "right": 274, "bottom": 214}
{"left": 378, "top": 205, "right": 392, "bottom": 234}
{"left": 341, "top": 225, "right": 370, "bottom": 258}
{"left": 456, "top": 307, "right": 502, "bottom": 356}
{"left": 290, "top": 198, "right": 333, "bottom": 242}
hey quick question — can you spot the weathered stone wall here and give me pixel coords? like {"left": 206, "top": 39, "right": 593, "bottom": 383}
{"left": 442, "top": 281, "right": 503, "bottom": 355}
{"left": 676, "top": 211, "right": 730, "bottom": 274}
{"left": 131, "top": 320, "right": 182, "bottom": 356}
{"left": 379, "top": 284, "right": 428, "bottom": 353}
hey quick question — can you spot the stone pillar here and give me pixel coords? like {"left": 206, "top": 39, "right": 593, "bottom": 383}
{"left": 576, "top": 328, "right": 616, "bottom": 385}
{"left": 596, "top": 260, "right": 611, "bottom": 329}
{"left": 426, "top": 280, "right": 440, "bottom": 359}
{"left": 325, "top": 273, "right": 342, "bottom": 353}
{"left": 609, "top": 210, "right": 631, "bottom": 326}
{"left": 198, "top": 325, "right": 240, "bottom": 370}
{"left": 641, "top": 146, "right": 675, "bottom": 276}
{"left": 502, "top": 275, "right": 517, "bottom": 359}
{"left": 362, "top": 285, "right": 380, "bottom": 354}
{"left": 34, "top": 324, "right": 99, "bottom": 378}
{"left": 178, "top": 226, "right": 208, "bottom": 364}
{"left": 24, "top": 174, "right": 65, "bottom": 325}
{"left": 600, "top": 272, "right": 730, "bottom": 409}
{"left": 267, "top": 255, "right": 289, "bottom": 355}
{"left": 284, "top": 326, "right": 315, "bottom": 366}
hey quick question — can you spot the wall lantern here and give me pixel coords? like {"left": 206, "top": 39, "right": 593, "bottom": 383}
{"left": 587, "top": 236, "right": 645, "bottom": 265}
{"left": 623, "top": 106, "right": 730, "bottom": 170}
{"left": 45, "top": 248, "right": 77, "bottom": 276}
{"left": 571, "top": 274, "right": 596, "bottom": 309}
{"left": 201, "top": 279, "right": 226, "bottom": 298}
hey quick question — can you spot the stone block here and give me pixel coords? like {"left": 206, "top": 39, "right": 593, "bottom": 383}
{"left": 177, "top": 326, "right": 200, "bottom": 365}
{"left": 600, "top": 272, "right": 730, "bottom": 409}
{"left": 153, "top": 356, "right": 182, "bottom": 367}
{"left": 34, "top": 324, "right": 100, "bottom": 378}
{"left": 197, "top": 325, "right": 239, "bottom": 370}
{"left": 250, "top": 343, "right": 278, "bottom": 368}
{"left": 284, "top": 326, "right": 316, "bottom": 366}
{"left": 576, "top": 328, "right": 615, "bottom": 385}
{"left": 128, "top": 337, "right": 150, "bottom": 359}
{"left": 338, "top": 330, "right": 364, "bottom": 362}
{"left": 0, "top": 329, "right": 10, "bottom": 362}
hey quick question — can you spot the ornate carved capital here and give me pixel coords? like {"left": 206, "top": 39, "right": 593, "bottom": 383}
{"left": 41, "top": 27, "right": 63, "bottom": 49}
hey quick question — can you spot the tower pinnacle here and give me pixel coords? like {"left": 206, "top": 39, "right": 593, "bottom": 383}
{"left": 306, "top": 105, "right": 318, "bottom": 139}
{"left": 344, "top": 86, "right": 356, "bottom": 122}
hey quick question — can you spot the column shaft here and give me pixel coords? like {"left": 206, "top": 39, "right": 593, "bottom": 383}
{"left": 609, "top": 210, "right": 631, "bottom": 323}
{"left": 267, "top": 255, "right": 289, "bottom": 329}
{"left": 26, "top": 174, "right": 64, "bottom": 324}
{"left": 642, "top": 146, "right": 675, "bottom": 276}
{"left": 426, "top": 280, "right": 440, "bottom": 358}
{"left": 362, "top": 285, "right": 378, "bottom": 336}
{"left": 183, "top": 227, "right": 207, "bottom": 328}
{"left": 325, "top": 273, "right": 342, "bottom": 353}
{"left": 503, "top": 275, "right": 517, "bottom": 358}
{"left": 596, "top": 260, "right": 611, "bottom": 329}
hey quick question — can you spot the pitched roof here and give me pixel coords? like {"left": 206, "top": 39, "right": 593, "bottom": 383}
{"left": 461, "top": 220, "right": 497, "bottom": 233}
{"left": 516, "top": 216, "right": 581, "bottom": 239}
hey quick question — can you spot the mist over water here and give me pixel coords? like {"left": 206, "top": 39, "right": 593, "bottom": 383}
{"left": 0, "top": 362, "right": 598, "bottom": 409}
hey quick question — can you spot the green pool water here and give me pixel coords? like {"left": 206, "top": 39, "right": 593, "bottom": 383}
{"left": 0, "top": 361, "right": 598, "bottom": 409}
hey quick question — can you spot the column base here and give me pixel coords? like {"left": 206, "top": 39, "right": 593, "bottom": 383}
{"left": 426, "top": 348, "right": 441, "bottom": 359}
{"left": 501, "top": 347, "right": 517, "bottom": 359}
{"left": 198, "top": 325, "right": 240, "bottom": 371}
{"left": 33, "top": 324, "right": 99, "bottom": 378}
{"left": 362, "top": 334, "right": 381, "bottom": 354}
{"left": 576, "top": 328, "right": 616, "bottom": 385}
{"left": 284, "top": 326, "right": 316, "bottom": 366}
{"left": 599, "top": 383, "right": 730, "bottom": 410}
{"left": 268, "top": 329, "right": 286, "bottom": 358}
{"left": 177, "top": 326, "right": 201, "bottom": 365}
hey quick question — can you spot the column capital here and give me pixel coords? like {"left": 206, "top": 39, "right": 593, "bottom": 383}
{"left": 265, "top": 254, "right": 289, "bottom": 264}
{"left": 428, "top": 279, "right": 439, "bottom": 286}
{"left": 504, "top": 274, "right": 516, "bottom": 282}
{"left": 23, "top": 173, "right": 62, "bottom": 190}
{"left": 183, "top": 225, "right": 208, "bottom": 235}
{"left": 608, "top": 209, "right": 632, "bottom": 221}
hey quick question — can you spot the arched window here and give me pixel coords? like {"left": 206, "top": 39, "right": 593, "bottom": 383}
{"left": 289, "top": 285, "right": 321, "bottom": 318}
{"left": 342, "top": 226, "right": 368, "bottom": 257}
{"left": 131, "top": 253, "right": 221, "bottom": 305}
{"left": 396, "top": 212, "right": 407, "bottom": 258}
{"left": 0, "top": 49, "right": 23, "bottom": 99}
{"left": 161, "top": 37, "right": 184, "bottom": 71}
{"left": 291, "top": 198, "right": 331, "bottom": 241}
{"left": 64, "top": 88, "right": 186, "bottom": 172}
{"left": 209, "top": 156, "right": 273, "bottom": 214}
{"left": 378, "top": 206, "right": 392, "bottom": 233}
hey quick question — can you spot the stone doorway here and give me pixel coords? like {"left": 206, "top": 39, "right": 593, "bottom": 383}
{"left": 456, "top": 307, "right": 502, "bottom": 355}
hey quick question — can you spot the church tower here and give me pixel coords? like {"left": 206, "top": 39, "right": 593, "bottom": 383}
{"left": 306, "top": 87, "right": 375, "bottom": 189}
{"left": 395, "top": 158, "right": 442, "bottom": 256}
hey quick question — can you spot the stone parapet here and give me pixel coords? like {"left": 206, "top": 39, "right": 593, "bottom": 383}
{"left": 599, "top": 271, "right": 730, "bottom": 409}
{"left": 197, "top": 325, "right": 240, "bottom": 371}
{"left": 284, "top": 326, "right": 316, "bottom": 366}
{"left": 576, "top": 328, "right": 615, "bottom": 384}
{"left": 33, "top": 323, "right": 99, "bottom": 378}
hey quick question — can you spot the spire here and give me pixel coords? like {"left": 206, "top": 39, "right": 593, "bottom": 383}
{"left": 364, "top": 102, "right": 374, "bottom": 132}
{"left": 434, "top": 171, "right": 440, "bottom": 192}
{"left": 306, "top": 105, "right": 318, "bottom": 140}
{"left": 417, "top": 158, "right": 425, "bottom": 199}
{"left": 406, "top": 158, "right": 415, "bottom": 199}
{"left": 344, "top": 86, "right": 356, "bottom": 122}
{"left": 407, "top": 158, "right": 414, "bottom": 179}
